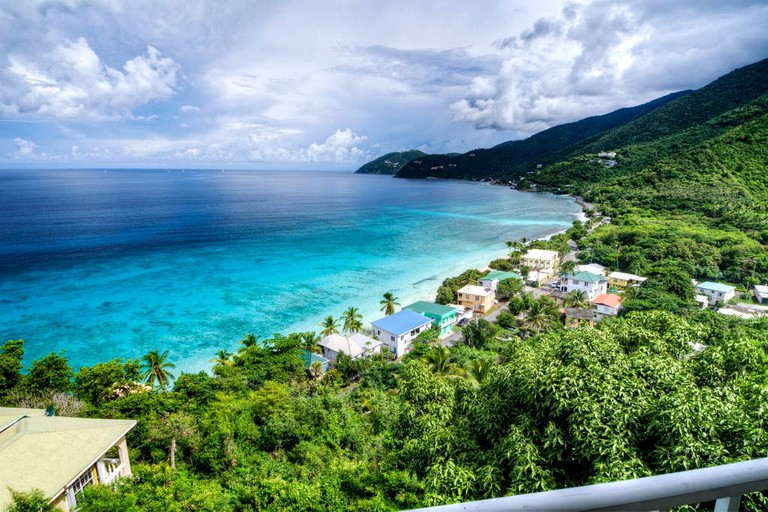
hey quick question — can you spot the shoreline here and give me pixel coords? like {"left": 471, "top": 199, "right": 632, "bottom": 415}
{"left": 178, "top": 187, "right": 585, "bottom": 374}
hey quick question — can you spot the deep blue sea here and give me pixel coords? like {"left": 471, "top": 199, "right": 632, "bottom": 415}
{"left": 0, "top": 169, "right": 580, "bottom": 372}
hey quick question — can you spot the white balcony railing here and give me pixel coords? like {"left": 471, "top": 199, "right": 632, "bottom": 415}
{"left": 410, "top": 457, "right": 768, "bottom": 512}
{"left": 99, "top": 457, "right": 125, "bottom": 485}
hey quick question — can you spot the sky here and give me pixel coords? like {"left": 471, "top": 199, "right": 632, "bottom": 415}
{"left": 1, "top": 0, "right": 767, "bottom": 170}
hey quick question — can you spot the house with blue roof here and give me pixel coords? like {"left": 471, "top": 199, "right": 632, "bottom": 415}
{"left": 371, "top": 309, "right": 434, "bottom": 357}
{"left": 695, "top": 281, "right": 736, "bottom": 306}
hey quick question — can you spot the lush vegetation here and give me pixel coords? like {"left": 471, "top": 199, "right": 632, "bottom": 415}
{"left": 6, "top": 57, "right": 768, "bottom": 510}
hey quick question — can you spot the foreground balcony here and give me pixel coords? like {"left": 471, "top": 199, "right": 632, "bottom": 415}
{"left": 412, "top": 457, "right": 768, "bottom": 512}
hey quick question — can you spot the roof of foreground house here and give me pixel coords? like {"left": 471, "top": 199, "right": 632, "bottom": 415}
{"left": 0, "top": 408, "right": 136, "bottom": 509}
{"left": 371, "top": 309, "right": 433, "bottom": 336}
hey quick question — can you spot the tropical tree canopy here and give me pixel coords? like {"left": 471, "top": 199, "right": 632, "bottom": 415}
{"left": 341, "top": 306, "right": 363, "bottom": 334}
{"left": 380, "top": 292, "right": 400, "bottom": 316}
{"left": 141, "top": 349, "right": 176, "bottom": 389}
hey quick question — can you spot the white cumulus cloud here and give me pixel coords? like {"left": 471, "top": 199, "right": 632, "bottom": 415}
{"left": 13, "top": 137, "right": 36, "bottom": 158}
{"left": 303, "top": 129, "right": 370, "bottom": 163}
{"left": 2, "top": 38, "right": 179, "bottom": 120}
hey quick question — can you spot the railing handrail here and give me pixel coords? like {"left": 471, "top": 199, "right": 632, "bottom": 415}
{"left": 410, "top": 457, "right": 768, "bottom": 511}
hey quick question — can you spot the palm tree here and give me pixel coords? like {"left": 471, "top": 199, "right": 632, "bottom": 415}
{"left": 301, "top": 331, "right": 321, "bottom": 353}
{"left": 320, "top": 315, "right": 339, "bottom": 337}
{"left": 379, "top": 292, "right": 400, "bottom": 316}
{"left": 522, "top": 301, "right": 555, "bottom": 336}
{"left": 465, "top": 358, "right": 491, "bottom": 385}
{"left": 565, "top": 290, "right": 590, "bottom": 309}
{"left": 209, "top": 349, "right": 233, "bottom": 366}
{"left": 421, "top": 346, "right": 464, "bottom": 378}
{"left": 239, "top": 333, "right": 260, "bottom": 352}
{"left": 141, "top": 348, "right": 176, "bottom": 389}
{"left": 341, "top": 306, "right": 363, "bottom": 334}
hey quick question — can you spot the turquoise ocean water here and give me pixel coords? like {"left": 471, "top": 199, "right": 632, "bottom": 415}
{"left": 0, "top": 169, "right": 580, "bottom": 372}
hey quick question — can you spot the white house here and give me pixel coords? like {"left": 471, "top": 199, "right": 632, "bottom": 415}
{"left": 695, "top": 294, "right": 709, "bottom": 309}
{"left": 371, "top": 309, "right": 434, "bottom": 357}
{"left": 592, "top": 293, "right": 623, "bottom": 321}
{"left": 695, "top": 281, "right": 736, "bottom": 306}
{"left": 521, "top": 249, "right": 560, "bottom": 271}
{"left": 754, "top": 284, "right": 768, "bottom": 304}
{"left": 559, "top": 271, "right": 608, "bottom": 300}
{"left": 317, "top": 333, "right": 382, "bottom": 362}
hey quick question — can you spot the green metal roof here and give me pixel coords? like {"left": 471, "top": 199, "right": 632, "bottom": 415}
{"left": 404, "top": 301, "right": 457, "bottom": 317}
{"left": 0, "top": 409, "right": 136, "bottom": 508}
{"left": 564, "top": 271, "right": 607, "bottom": 284}
{"left": 482, "top": 270, "right": 522, "bottom": 281}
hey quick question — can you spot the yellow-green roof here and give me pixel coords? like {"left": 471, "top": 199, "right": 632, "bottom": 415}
{"left": 0, "top": 408, "right": 136, "bottom": 509}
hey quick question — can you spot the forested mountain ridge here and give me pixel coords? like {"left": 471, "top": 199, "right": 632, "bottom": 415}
{"left": 392, "top": 91, "right": 689, "bottom": 180}
{"left": 355, "top": 149, "right": 427, "bottom": 174}
{"left": 387, "top": 57, "right": 768, "bottom": 184}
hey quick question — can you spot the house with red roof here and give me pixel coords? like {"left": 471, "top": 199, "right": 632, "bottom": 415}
{"left": 592, "top": 293, "right": 623, "bottom": 321}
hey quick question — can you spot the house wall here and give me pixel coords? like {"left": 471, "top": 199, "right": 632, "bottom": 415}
{"left": 478, "top": 278, "right": 499, "bottom": 290}
{"left": 457, "top": 292, "right": 494, "bottom": 314}
{"left": 696, "top": 287, "right": 735, "bottom": 305}
{"left": 374, "top": 324, "right": 431, "bottom": 356}
{"left": 562, "top": 278, "right": 607, "bottom": 300}
{"left": 594, "top": 304, "right": 620, "bottom": 321}
{"left": 754, "top": 289, "right": 768, "bottom": 304}
{"left": 522, "top": 255, "right": 559, "bottom": 270}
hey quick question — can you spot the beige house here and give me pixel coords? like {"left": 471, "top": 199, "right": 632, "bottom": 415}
{"left": 521, "top": 249, "right": 560, "bottom": 272}
{"left": 457, "top": 284, "right": 495, "bottom": 314}
{"left": 0, "top": 407, "right": 136, "bottom": 511}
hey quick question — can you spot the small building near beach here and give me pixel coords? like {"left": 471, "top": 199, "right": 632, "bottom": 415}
{"left": 521, "top": 249, "right": 560, "bottom": 271}
{"left": 317, "top": 333, "right": 382, "bottom": 362}
{"left": 457, "top": 284, "right": 496, "bottom": 314}
{"left": 695, "top": 281, "right": 736, "bottom": 306}
{"left": 0, "top": 407, "right": 136, "bottom": 511}
{"left": 478, "top": 270, "right": 522, "bottom": 291}
{"left": 404, "top": 301, "right": 457, "bottom": 337}
{"left": 371, "top": 309, "right": 434, "bottom": 357}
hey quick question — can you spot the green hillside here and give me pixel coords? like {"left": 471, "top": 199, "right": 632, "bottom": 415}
{"left": 392, "top": 91, "right": 689, "bottom": 180}
{"left": 355, "top": 150, "right": 427, "bottom": 174}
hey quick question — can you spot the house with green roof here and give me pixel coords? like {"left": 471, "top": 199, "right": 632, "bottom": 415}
{"left": 478, "top": 270, "right": 522, "bottom": 291}
{"left": 0, "top": 407, "right": 136, "bottom": 511}
{"left": 695, "top": 281, "right": 736, "bottom": 306}
{"left": 404, "top": 301, "right": 458, "bottom": 337}
{"left": 559, "top": 271, "right": 608, "bottom": 300}
{"left": 299, "top": 349, "right": 330, "bottom": 373}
